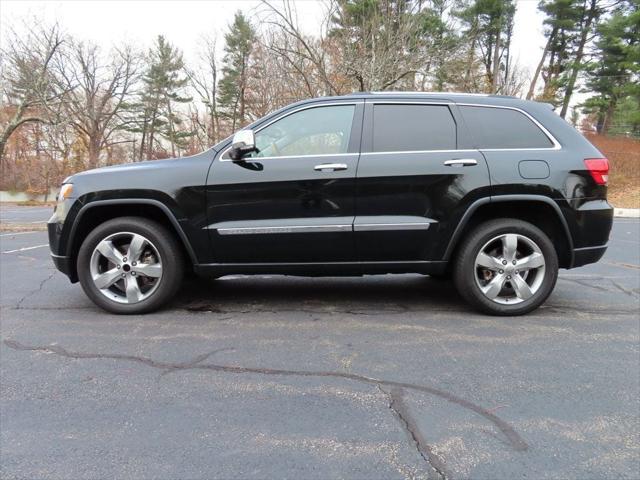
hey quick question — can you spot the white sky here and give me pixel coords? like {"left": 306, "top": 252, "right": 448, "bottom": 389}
{"left": 1, "top": 0, "right": 548, "bottom": 94}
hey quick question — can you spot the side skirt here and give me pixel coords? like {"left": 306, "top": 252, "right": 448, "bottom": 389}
{"left": 193, "top": 261, "right": 448, "bottom": 277}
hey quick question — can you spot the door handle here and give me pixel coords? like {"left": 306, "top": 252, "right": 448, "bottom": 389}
{"left": 314, "top": 163, "right": 348, "bottom": 171}
{"left": 444, "top": 159, "right": 478, "bottom": 167}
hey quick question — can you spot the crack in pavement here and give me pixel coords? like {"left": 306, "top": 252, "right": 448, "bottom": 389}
{"left": 381, "top": 386, "right": 452, "bottom": 480}
{"left": 185, "top": 303, "right": 412, "bottom": 316}
{"left": 15, "top": 271, "right": 56, "bottom": 309}
{"left": 3, "top": 339, "right": 528, "bottom": 453}
{"left": 158, "top": 347, "right": 236, "bottom": 378}
{"left": 558, "top": 277, "right": 610, "bottom": 292}
{"left": 541, "top": 304, "right": 639, "bottom": 315}
{"left": 604, "top": 261, "right": 640, "bottom": 270}
{"left": 609, "top": 279, "right": 638, "bottom": 298}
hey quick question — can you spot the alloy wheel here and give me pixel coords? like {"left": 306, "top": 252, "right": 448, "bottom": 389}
{"left": 474, "top": 233, "right": 546, "bottom": 305}
{"left": 89, "top": 232, "right": 163, "bottom": 304}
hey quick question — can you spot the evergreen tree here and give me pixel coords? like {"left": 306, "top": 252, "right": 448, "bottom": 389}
{"left": 218, "top": 12, "right": 256, "bottom": 132}
{"left": 418, "top": 0, "right": 461, "bottom": 91}
{"left": 582, "top": 0, "right": 640, "bottom": 135}
{"left": 456, "top": 0, "right": 517, "bottom": 93}
{"left": 527, "top": 0, "right": 582, "bottom": 102}
{"left": 126, "top": 36, "right": 192, "bottom": 159}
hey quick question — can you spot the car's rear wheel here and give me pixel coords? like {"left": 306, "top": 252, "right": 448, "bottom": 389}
{"left": 453, "top": 219, "right": 558, "bottom": 316}
{"left": 77, "top": 217, "right": 184, "bottom": 314}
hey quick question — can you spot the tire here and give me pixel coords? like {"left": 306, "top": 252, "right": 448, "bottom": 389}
{"left": 453, "top": 218, "right": 558, "bottom": 316}
{"left": 77, "top": 217, "right": 184, "bottom": 314}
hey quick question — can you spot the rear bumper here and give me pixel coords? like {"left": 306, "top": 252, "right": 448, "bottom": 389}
{"left": 571, "top": 245, "right": 608, "bottom": 268}
{"left": 566, "top": 200, "right": 612, "bottom": 268}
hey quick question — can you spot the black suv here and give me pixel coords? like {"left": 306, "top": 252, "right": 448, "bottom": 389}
{"left": 48, "top": 92, "right": 613, "bottom": 315}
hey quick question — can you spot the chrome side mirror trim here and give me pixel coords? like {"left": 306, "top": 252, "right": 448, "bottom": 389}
{"left": 230, "top": 130, "right": 257, "bottom": 160}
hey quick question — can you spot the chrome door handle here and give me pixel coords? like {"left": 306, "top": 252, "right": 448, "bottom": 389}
{"left": 444, "top": 159, "right": 477, "bottom": 167}
{"left": 314, "top": 163, "right": 348, "bottom": 171}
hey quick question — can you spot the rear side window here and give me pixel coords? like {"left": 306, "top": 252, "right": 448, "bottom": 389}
{"left": 460, "top": 106, "right": 554, "bottom": 149}
{"left": 372, "top": 104, "right": 457, "bottom": 152}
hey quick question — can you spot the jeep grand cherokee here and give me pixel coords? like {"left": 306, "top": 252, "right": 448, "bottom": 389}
{"left": 48, "top": 92, "right": 613, "bottom": 315}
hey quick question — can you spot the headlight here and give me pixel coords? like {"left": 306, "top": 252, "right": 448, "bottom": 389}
{"left": 58, "top": 183, "right": 74, "bottom": 201}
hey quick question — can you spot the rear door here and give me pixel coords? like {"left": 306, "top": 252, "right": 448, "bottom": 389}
{"left": 355, "top": 100, "right": 490, "bottom": 261}
{"left": 206, "top": 101, "right": 363, "bottom": 263}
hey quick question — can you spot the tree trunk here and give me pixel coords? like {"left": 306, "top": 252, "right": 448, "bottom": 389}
{"left": 464, "top": 34, "right": 478, "bottom": 91}
{"left": 491, "top": 18, "right": 502, "bottom": 94}
{"left": 527, "top": 28, "right": 555, "bottom": 100}
{"left": 167, "top": 100, "right": 176, "bottom": 158}
{"left": 88, "top": 135, "right": 101, "bottom": 169}
{"left": 0, "top": 102, "right": 30, "bottom": 164}
{"left": 560, "top": 0, "right": 598, "bottom": 118}
{"left": 601, "top": 98, "right": 617, "bottom": 135}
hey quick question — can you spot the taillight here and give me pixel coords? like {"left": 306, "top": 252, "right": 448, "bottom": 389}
{"left": 584, "top": 158, "right": 609, "bottom": 185}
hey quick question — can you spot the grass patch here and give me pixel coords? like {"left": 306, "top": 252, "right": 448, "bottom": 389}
{"left": 15, "top": 200, "right": 56, "bottom": 207}
{"left": 0, "top": 223, "right": 48, "bottom": 232}
{"left": 586, "top": 134, "right": 640, "bottom": 209}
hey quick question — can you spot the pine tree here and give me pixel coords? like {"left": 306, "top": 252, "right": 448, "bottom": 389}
{"left": 582, "top": 0, "right": 640, "bottom": 135}
{"left": 126, "top": 36, "right": 193, "bottom": 159}
{"left": 527, "top": 0, "right": 582, "bottom": 101}
{"left": 456, "top": 0, "right": 517, "bottom": 93}
{"left": 218, "top": 12, "right": 256, "bottom": 132}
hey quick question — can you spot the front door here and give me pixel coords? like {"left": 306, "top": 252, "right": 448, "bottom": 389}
{"left": 206, "top": 101, "right": 363, "bottom": 263}
{"left": 355, "top": 100, "right": 490, "bottom": 261}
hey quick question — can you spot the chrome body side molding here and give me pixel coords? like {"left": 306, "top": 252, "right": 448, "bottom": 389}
{"left": 207, "top": 216, "right": 436, "bottom": 235}
{"left": 218, "top": 224, "right": 352, "bottom": 235}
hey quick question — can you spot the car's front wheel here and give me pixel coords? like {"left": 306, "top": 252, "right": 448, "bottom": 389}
{"left": 453, "top": 219, "right": 558, "bottom": 316}
{"left": 77, "top": 217, "right": 184, "bottom": 314}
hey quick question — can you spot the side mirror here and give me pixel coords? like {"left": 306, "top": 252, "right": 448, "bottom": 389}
{"left": 229, "top": 129, "right": 257, "bottom": 160}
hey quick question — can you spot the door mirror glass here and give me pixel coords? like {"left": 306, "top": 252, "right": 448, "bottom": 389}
{"left": 229, "top": 129, "right": 257, "bottom": 160}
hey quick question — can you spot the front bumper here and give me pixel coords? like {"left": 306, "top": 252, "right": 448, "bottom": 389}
{"left": 50, "top": 252, "right": 73, "bottom": 276}
{"left": 48, "top": 210, "right": 78, "bottom": 282}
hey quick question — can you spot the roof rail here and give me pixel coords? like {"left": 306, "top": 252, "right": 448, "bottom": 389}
{"left": 343, "top": 91, "right": 518, "bottom": 99}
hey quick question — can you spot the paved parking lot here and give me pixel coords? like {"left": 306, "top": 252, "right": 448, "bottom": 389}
{"left": 0, "top": 205, "right": 52, "bottom": 225}
{"left": 1, "top": 207, "right": 638, "bottom": 479}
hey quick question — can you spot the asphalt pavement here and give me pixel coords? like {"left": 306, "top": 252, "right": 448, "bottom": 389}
{"left": 0, "top": 207, "right": 638, "bottom": 480}
{"left": 0, "top": 205, "right": 52, "bottom": 225}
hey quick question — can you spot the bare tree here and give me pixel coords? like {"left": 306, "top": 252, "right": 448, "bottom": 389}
{"left": 259, "top": 0, "right": 343, "bottom": 95}
{"left": 329, "top": 0, "right": 429, "bottom": 91}
{"left": 187, "top": 35, "right": 221, "bottom": 147}
{"left": 54, "top": 40, "right": 139, "bottom": 169}
{"left": 0, "top": 22, "right": 66, "bottom": 163}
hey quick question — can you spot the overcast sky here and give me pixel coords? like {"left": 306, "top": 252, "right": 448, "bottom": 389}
{"left": 1, "top": 0, "right": 547, "bottom": 92}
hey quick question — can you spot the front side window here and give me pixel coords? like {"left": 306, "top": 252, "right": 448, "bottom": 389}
{"left": 250, "top": 105, "right": 355, "bottom": 158}
{"left": 460, "top": 106, "right": 554, "bottom": 149}
{"left": 372, "top": 104, "right": 457, "bottom": 152}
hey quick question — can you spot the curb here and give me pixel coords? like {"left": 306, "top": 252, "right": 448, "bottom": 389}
{"left": 614, "top": 208, "right": 640, "bottom": 218}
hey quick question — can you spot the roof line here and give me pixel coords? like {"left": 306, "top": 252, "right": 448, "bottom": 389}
{"left": 344, "top": 91, "right": 517, "bottom": 99}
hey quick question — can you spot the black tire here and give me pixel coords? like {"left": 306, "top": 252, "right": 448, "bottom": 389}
{"left": 77, "top": 217, "right": 184, "bottom": 314}
{"left": 453, "top": 218, "right": 558, "bottom": 316}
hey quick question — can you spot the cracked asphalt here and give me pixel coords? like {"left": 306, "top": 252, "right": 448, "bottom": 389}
{"left": 0, "top": 208, "right": 639, "bottom": 480}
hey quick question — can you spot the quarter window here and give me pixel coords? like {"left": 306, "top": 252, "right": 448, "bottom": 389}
{"left": 372, "top": 104, "right": 457, "bottom": 152}
{"left": 251, "top": 105, "right": 355, "bottom": 158}
{"left": 460, "top": 106, "right": 554, "bottom": 149}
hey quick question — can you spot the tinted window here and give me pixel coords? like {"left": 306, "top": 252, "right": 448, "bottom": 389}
{"left": 252, "top": 105, "right": 355, "bottom": 158}
{"left": 460, "top": 106, "right": 553, "bottom": 149}
{"left": 372, "top": 104, "right": 456, "bottom": 152}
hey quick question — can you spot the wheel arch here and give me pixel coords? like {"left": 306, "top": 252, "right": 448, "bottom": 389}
{"left": 66, "top": 199, "right": 197, "bottom": 281}
{"left": 445, "top": 195, "right": 574, "bottom": 268}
